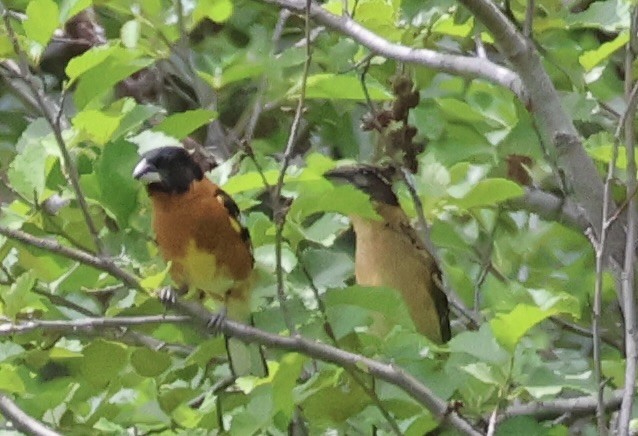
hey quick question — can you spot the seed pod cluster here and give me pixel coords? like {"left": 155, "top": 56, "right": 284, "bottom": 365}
{"left": 361, "top": 73, "right": 424, "bottom": 173}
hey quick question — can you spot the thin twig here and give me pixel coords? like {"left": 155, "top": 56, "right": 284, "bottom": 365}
{"left": 271, "top": 0, "right": 313, "bottom": 335}
{"left": 400, "top": 168, "right": 481, "bottom": 328}
{"left": 501, "top": 389, "right": 623, "bottom": 420}
{"left": 0, "top": 7, "right": 105, "bottom": 255}
{"left": 605, "top": 183, "right": 638, "bottom": 227}
{"left": 524, "top": 0, "right": 534, "bottom": 38}
{"left": 595, "top": 144, "right": 614, "bottom": 436}
{"left": 473, "top": 212, "right": 499, "bottom": 313}
{"left": 0, "top": 393, "right": 61, "bottom": 436}
{"left": 32, "top": 285, "right": 192, "bottom": 355}
{"left": 550, "top": 316, "right": 623, "bottom": 351}
{"left": 299, "top": 260, "right": 403, "bottom": 435}
{"left": 618, "top": 9, "right": 638, "bottom": 431}
{"left": 591, "top": 57, "right": 638, "bottom": 436}
{"left": 0, "top": 226, "right": 140, "bottom": 290}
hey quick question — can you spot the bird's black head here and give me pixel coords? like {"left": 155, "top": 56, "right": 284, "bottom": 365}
{"left": 324, "top": 165, "right": 399, "bottom": 206}
{"left": 132, "top": 146, "right": 204, "bottom": 194}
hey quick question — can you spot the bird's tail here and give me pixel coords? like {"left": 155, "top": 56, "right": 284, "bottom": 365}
{"left": 225, "top": 315, "right": 268, "bottom": 378}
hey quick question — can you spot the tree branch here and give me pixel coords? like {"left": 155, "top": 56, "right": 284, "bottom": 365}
{"left": 618, "top": 9, "right": 638, "bottom": 430}
{"left": 506, "top": 188, "right": 588, "bottom": 232}
{"left": 456, "top": 0, "right": 627, "bottom": 274}
{"left": 0, "top": 393, "right": 61, "bottom": 436}
{"left": 501, "top": 389, "right": 623, "bottom": 421}
{"left": 0, "top": 225, "right": 479, "bottom": 433}
{"left": 0, "top": 315, "right": 189, "bottom": 336}
{"left": 0, "top": 226, "right": 140, "bottom": 290}
{"left": 271, "top": 0, "right": 313, "bottom": 335}
{"left": 256, "top": 0, "right": 525, "bottom": 100}
{"left": 168, "top": 298, "right": 482, "bottom": 435}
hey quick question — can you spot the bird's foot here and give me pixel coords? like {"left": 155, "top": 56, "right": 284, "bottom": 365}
{"left": 206, "top": 307, "right": 228, "bottom": 336}
{"left": 158, "top": 286, "right": 177, "bottom": 306}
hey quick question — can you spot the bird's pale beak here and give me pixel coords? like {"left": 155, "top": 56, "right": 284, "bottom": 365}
{"left": 133, "top": 158, "right": 162, "bottom": 184}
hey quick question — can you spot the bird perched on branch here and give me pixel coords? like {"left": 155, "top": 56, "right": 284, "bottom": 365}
{"left": 325, "top": 165, "right": 451, "bottom": 344}
{"left": 133, "top": 146, "right": 267, "bottom": 377}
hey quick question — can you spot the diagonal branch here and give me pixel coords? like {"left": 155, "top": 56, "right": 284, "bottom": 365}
{"left": 0, "top": 225, "right": 479, "bottom": 434}
{"left": 455, "top": 0, "right": 627, "bottom": 274}
{"left": 500, "top": 389, "right": 623, "bottom": 421}
{"left": 0, "top": 226, "right": 140, "bottom": 290}
{"left": 164, "top": 298, "right": 483, "bottom": 436}
{"left": 256, "top": 0, "right": 525, "bottom": 100}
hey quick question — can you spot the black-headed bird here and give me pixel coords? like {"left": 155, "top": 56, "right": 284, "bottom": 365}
{"left": 133, "top": 146, "right": 267, "bottom": 377}
{"left": 325, "top": 165, "right": 451, "bottom": 343}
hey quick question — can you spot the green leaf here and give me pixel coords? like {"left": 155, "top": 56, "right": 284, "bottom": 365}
{"left": 93, "top": 417, "right": 126, "bottom": 434}
{"left": 448, "top": 325, "right": 510, "bottom": 364}
{"left": 73, "top": 49, "right": 154, "bottom": 109}
{"left": 300, "top": 74, "right": 393, "bottom": 100}
{"left": 59, "top": 0, "right": 92, "bottom": 23}
{"left": 450, "top": 178, "right": 524, "bottom": 209}
{"left": 461, "top": 362, "right": 504, "bottom": 386}
{"left": 111, "top": 102, "right": 163, "bottom": 140}
{"left": 290, "top": 183, "right": 379, "bottom": 222}
{"left": 66, "top": 45, "right": 117, "bottom": 82}
{"left": 301, "top": 248, "right": 353, "bottom": 289}
{"left": 185, "top": 338, "right": 227, "bottom": 367}
{"left": 3, "top": 272, "right": 46, "bottom": 319}
{"left": 221, "top": 170, "right": 279, "bottom": 194}
{"left": 272, "top": 353, "right": 305, "bottom": 421}
{"left": 193, "top": 0, "right": 234, "bottom": 24}
{"left": 131, "top": 348, "right": 171, "bottom": 377}
{"left": 490, "top": 304, "right": 558, "bottom": 350}
{"left": 437, "top": 98, "right": 486, "bottom": 123}
{"left": 527, "top": 288, "right": 580, "bottom": 318}
{"left": 139, "top": 263, "right": 170, "bottom": 292}
{"left": 24, "top": 0, "right": 59, "bottom": 46}
{"left": 81, "top": 340, "right": 128, "bottom": 387}
{"left": 152, "top": 109, "right": 218, "bottom": 139}
{"left": 121, "top": 20, "right": 141, "bottom": 49}
{"left": 254, "top": 243, "right": 297, "bottom": 273}
{"left": 0, "top": 342, "right": 25, "bottom": 362}
{"left": 172, "top": 404, "right": 203, "bottom": 428}
{"left": 496, "top": 416, "right": 554, "bottom": 435}
{"left": 8, "top": 137, "right": 48, "bottom": 201}
{"left": 0, "top": 364, "right": 26, "bottom": 393}
{"left": 579, "top": 32, "right": 628, "bottom": 71}
{"left": 294, "top": 213, "right": 350, "bottom": 247}
{"left": 354, "top": 0, "right": 401, "bottom": 41}
{"left": 96, "top": 139, "right": 139, "bottom": 226}
{"left": 72, "top": 109, "right": 123, "bottom": 145}
{"left": 567, "top": 0, "right": 630, "bottom": 31}
{"left": 325, "top": 285, "right": 416, "bottom": 337}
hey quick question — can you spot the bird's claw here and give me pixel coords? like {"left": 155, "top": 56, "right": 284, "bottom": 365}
{"left": 207, "top": 308, "right": 227, "bottom": 336}
{"left": 158, "top": 286, "right": 177, "bottom": 305}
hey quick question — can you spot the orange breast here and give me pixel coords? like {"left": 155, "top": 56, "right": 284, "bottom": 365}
{"left": 149, "top": 179, "right": 253, "bottom": 296}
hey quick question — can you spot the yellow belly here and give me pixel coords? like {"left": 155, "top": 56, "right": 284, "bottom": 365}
{"left": 172, "top": 240, "right": 236, "bottom": 300}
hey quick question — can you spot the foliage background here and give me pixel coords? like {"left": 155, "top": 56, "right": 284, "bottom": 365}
{"left": 0, "top": 0, "right": 635, "bottom": 434}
